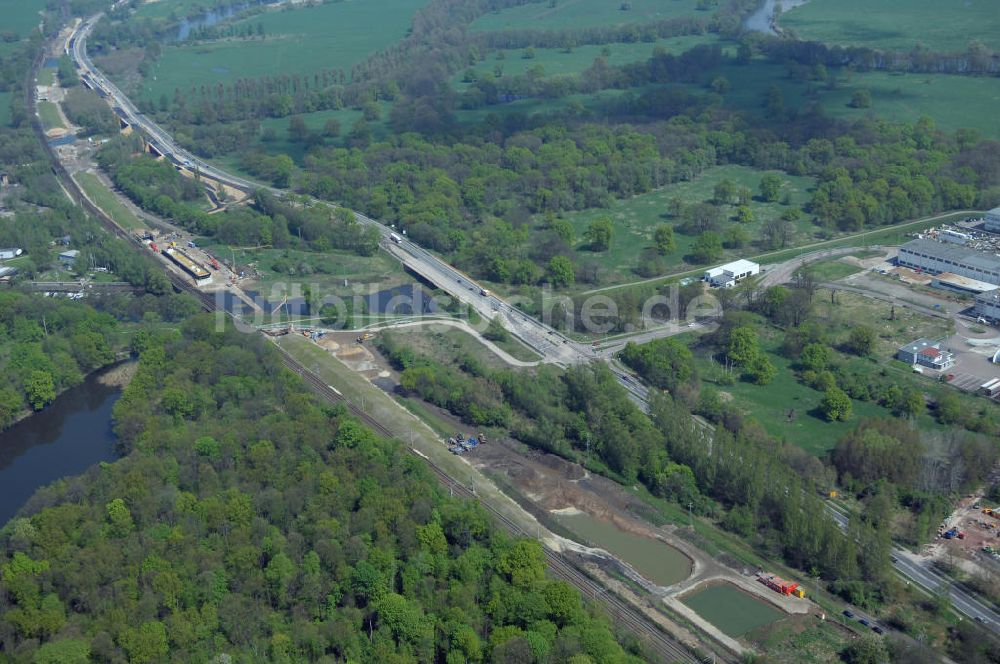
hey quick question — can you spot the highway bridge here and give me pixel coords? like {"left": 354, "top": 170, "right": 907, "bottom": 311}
{"left": 69, "top": 12, "right": 645, "bottom": 388}
{"left": 68, "top": 10, "right": 999, "bottom": 630}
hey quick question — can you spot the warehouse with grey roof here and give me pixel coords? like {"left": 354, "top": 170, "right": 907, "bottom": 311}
{"left": 897, "top": 238, "right": 1000, "bottom": 286}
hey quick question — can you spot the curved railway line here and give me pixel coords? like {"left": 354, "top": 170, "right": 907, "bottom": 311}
{"left": 27, "top": 72, "right": 706, "bottom": 657}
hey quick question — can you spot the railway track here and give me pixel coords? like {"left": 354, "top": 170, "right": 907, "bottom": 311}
{"left": 28, "top": 48, "right": 707, "bottom": 664}
{"left": 277, "top": 349, "right": 704, "bottom": 664}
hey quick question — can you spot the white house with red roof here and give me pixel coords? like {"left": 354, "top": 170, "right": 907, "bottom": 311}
{"left": 897, "top": 338, "right": 955, "bottom": 371}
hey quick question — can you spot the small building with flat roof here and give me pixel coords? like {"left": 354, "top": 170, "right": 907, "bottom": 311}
{"left": 704, "top": 259, "right": 759, "bottom": 288}
{"left": 58, "top": 249, "right": 79, "bottom": 267}
{"left": 931, "top": 272, "right": 998, "bottom": 295}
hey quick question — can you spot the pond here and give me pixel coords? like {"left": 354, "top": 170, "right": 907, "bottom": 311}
{"left": 0, "top": 372, "right": 121, "bottom": 526}
{"left": 554, "top": 510, "right": 692, "bottom": 587}
{"left": 682, "top": 583, "right": 785, "bottom": 637}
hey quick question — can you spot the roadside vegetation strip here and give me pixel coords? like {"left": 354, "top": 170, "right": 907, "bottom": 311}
{"left": 36, "top": 100, "right": 64, "bottom": 130}
{"left": 579, "top": 210, "right": 981, "bottom": 296}
{"left": 74, "top": 171, "right": 145, "bottom": 231}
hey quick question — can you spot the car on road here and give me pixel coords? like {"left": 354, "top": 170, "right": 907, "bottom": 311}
{"left": 842, "top": 610, "right": 854, "bottom": 618}
{"left": 859, "top": 618, "right": 870, "bottom": 627}
{"left": 872, "top": 626, "right": 884, "bottom": 634}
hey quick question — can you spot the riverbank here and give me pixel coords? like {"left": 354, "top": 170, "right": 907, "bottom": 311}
{"left": 0, "top": 371, "right": 124, "bottom": 525}
{"left": 743, "top": 0, "right": 810, "bottom": 35}
{"left": 2, "top": 359, "right": 136, "bottom": 434}
{"left": 96, "top": 360, "right": 138, "bottom": 387}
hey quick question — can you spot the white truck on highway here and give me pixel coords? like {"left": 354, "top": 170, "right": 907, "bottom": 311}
{"left": 389, "top": 233, "right": 402, "bottom": 244}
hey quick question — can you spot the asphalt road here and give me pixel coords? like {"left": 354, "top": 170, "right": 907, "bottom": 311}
{"left": 826, "top": 504, "right": 1000, "bottom": 627}
{"left": 72, "top": 10, "right": 1000, "bottom": 630}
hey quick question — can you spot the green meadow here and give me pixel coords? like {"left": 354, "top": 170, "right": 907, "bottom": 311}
{"left": 0, "top": 0, "right": 43, "bottom": 38}
{"left": 683, "top": 58, "right": 1000, "bottom": 139}
{"left": 75, "top": 171, "right": 145, "bottom": 231}
{"left": 780, "top": 0, "right": 1000, "bottom": 52}
{"left": 561, "top": 165, "right": 815, "bottom": 284}
{"left": 37, "top": 101, "right": 64, "bottom": 130}
{"left": 139, "top": 0, "right": 427, "bottom": 103}
{"left": 471, "top": 0, "right": 706, "bottom": 32}
{"left": 455, "top": 35, "right": 720, "bottom": 88}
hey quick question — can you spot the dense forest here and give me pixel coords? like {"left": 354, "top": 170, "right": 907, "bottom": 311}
{"left": 0, "top": 318, "right": 644, "bottom": 663}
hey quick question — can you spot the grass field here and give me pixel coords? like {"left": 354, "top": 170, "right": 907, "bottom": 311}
{"left": 36, "top": 68, "right": 54, "bottom": 86}
{"left": 382, "top": 324, "right": 542, "bottom": 368}
{"left": 140, "top": 0, "right": 426, "bottom": 104}
{"left": 198, "top": 242, "right": 408, "bottom": 297}
{"left": 780, "top": 0, "right": 1000, "bottom": 52}
{"left": 679, "top": 58, "right": 1000, "bottom": 139}
{"left": 470, "top": 0, "right": 706, "bottom": 32}
{"left": 804, "top": 258, "right": 864, "bottom": 282}
{"left": 75, "top": 171, "right": 146, "bottom": 231}
{"left": 455, "top": 36, "right": 720, "bottom": 89}
{"left": 560, "top": 165, "right": 814, "bottom": 285}
{"left": 37, "top": 101, "right": 64, "bottom": 130}
{"left": 0, "top": 0, "right": 44, "bottom": 38}
{"left": 690, "top": 291, "right": 953, "bottom": 455}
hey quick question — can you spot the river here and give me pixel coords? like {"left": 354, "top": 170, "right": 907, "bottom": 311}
{"left": 743, "top": 0, "right": 810, "bottom": 35}
{"left": 171, "top": 0, "right": 273, "bottom": 42}
{"left": 0, "top": 372, "right": 121, "bottom": 525}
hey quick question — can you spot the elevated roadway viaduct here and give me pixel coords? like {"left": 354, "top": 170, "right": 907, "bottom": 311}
{"left": 70, "top": 9, "right": 999, "bottom": 630}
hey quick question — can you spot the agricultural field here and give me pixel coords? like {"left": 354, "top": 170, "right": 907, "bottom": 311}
{"left": 138, "top": 0, "right": 427, "bottom": 104}
{"left": 0, "top": 0, "right": 44, "bottom": 38}
{"left": 780, "top": 0, "right": 1000, "bottom": 52}
{"left": 470, "top": 0, "right": 706, "bottom": 32}
{"left": 75, "top": 171, "right": 145, "bottom": 231}
{"left": 36, "top": 100, "right": 64, "bottom": 130}
{"left": 454, "top": 35, "right": 721, "bottom": 89}
{"left": 560, "top": 165, "right": 815, "bottom": 285}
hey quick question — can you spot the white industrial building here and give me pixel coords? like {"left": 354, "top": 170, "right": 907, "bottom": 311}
{"left": 704, "top": 259, "right": 759, "bottom": 288}
{"left": 897, "top": 238, "right": 1000, "bottom": 286}
{"left": 984, "top": 207, "right": 1000, "bottom": 233}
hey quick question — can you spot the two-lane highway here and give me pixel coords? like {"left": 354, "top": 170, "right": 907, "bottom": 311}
{"left": 70, "top": 10, "right": 1000, "bottom": 629}
{"left": 826, "top": 504, "right": 1000, "bottom": 627}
